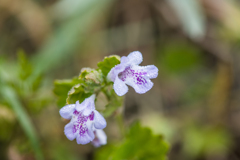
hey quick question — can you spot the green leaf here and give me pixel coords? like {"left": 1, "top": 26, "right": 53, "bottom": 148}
{"left": 54, "top": 68, "right": 104, "bottom": 106}
{"left": 66, "top": 84, "right": 93, "bottom": 104}
{"left": 95, "top": 123, "right": 169, "bottom": 160}
{"left": 97, "top": 55, "right": 120, "bottom": 77}
{"left": 66, "top": 68, "right": 104, "bottom": 104}
{"left": 53, "top": 78, "right": 81, "bottom": 107}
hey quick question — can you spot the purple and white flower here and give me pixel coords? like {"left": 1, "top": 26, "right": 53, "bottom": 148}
{"left": 91, "top": 128, "right": 107, "bottom": 147}
{"left": 107, "top": 51, "right": 158, "bottom": 96}
{"left": 59, "top": 95, "right": 107, "bottom": 145}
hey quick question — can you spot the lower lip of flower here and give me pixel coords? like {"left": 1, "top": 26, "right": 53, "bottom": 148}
{"left": 118, "top": 67, "right": 147, "bottom": 85}
{"left": 72, "top": 111, "right": 94, "bottom": 135}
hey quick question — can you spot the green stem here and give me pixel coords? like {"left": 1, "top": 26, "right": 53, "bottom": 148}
{"left": 101, "top": 86, "right": 111, "bottom": 101}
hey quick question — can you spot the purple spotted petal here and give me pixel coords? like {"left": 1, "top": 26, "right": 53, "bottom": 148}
{"left": 83, "top": 108, "right": 92, "bottom": 116}
{"left": 93, "top": 111, "right": 107, "bottom": 129}
{"left": 107, "top": 64, "right": 126, "bottom": 82}
{"left": 73, "top": 112, "right": 94, "bottom": 145}
{"left": 132, "top": 65, "right": 158, "bottom": 79}
{"left": 113, "top": 77, "right": 128, "bottom": 96}
{"left": 76, "top": 132, "right": 93, "bottom": 145}
{"left": 64, "top": 122, "right": 76, "bottom": 141}
{"left": 86, "top": 121, "right": 95, "bottom": 140}
{"left": 59, "top": 104, "right": 75, "bottom": 119}
{"left": 88, "top": 111, "right": 94, "bottom": 121}
{"left": 127, "top": 51, "right": 143, "bottom": 65}
{"left": 125, "top": 77, "right": 153, "bottom": 94}
{"left": 119, "top": 65, "right": 154, "bottom": 93}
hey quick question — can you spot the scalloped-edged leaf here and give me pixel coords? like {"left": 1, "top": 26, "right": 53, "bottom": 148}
{"left": 66, "top": 84, "right": 93, "bottom": 104}
{"left": 53, "top": 78, "right": 81, "bottom": 107}
{"left": 95, "top": 123, "right": 169, "bottom": 160}
{"left": 97, "top": 55, "right": 120, "bottom": 76}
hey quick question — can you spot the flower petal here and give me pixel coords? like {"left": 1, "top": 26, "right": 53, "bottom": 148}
{"left": 143, "top": 65, "right": 158, "bottom": 79}
{"left": 120, "top": 56, "right": 129, "bottom": 64}
{"left": 125, "top": 77, "right": 153, "bottom": 94}
{"left": 113, "top": 77, "right": 128, "bottom": 96}
{"left": 76, "top": 132, "right": 92, "bottom": 145}
{"left": 83, "top": 108, "right": 92, "bottom": 116}
{"left": 96, "top": 129, "right": 107, "bottom": 145}
{"left": 127, "top": 51, "right": 143, "bottom": 65}
{"left": 93, "top": 111, "right": 107, "bottom": 129}
{"left": 76, "top": 95, "right": 96, "bottom": 112}
{"left": 75, "top": 100, "right": 86, "bottom": 112}
{"left": 86, "top": 121, "right": 95, "bottom": 140}
{"left": 132, "top": 65, "right": 158, "bottom": 79}
{"left": 64, "top": 122, "right": 76, "bottom": 141}
{"left": 86, "top": 95, "right": 96, "bottom": 110}
{"left": 92, "top": 129, "right": 107, "bottom": 147}
{"left": 59, "top": 104, "right": 75, "bottom": 119}
{"left": 107, "top": 64, "right": 126, "bottom": 82}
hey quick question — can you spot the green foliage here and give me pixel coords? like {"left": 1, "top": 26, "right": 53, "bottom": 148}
{"left": 18, "top": 50, "right": 33, "bottom": 80}
{"left": 95, "top": 123, "right": 169, "bottom": 160}
{"left": 67, "top": 84, "right": 93, "bottom": 104}
{"left": 54, "top": 68, "right": 104, "bottom": 106}
{"left": 0, "top": 85, "right": 43, "bottom": 160}
{"left": 0, "top": 105, "right": 15, "bottom": 141}
{"left": 9, "top": 52, "right": 47, "bottom": 113}
{"left": 53, "top": 78, "right": 81, "bottom": 107}
{"left": 0, "top": 52, "right": 49, "bottom": 160}
{"left": 97, "top": 55, "right": 120, "bottom": 77}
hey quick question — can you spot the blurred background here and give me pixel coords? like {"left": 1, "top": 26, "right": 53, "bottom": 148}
{"left": 0, "top": 0, "right": 240, "bottom": 159}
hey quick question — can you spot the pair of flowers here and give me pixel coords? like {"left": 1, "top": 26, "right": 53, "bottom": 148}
{"left": 59, "top": 51, "right": 158, "bottom": 146}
